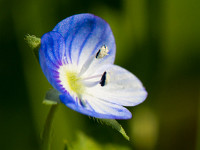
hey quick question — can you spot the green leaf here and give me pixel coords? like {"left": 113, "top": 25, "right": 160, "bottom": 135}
{"left": 97, "top": 119, "right": 130, "bottom": 141}
{"left": 43, "top": 89, "right": 61, "bottom": 105}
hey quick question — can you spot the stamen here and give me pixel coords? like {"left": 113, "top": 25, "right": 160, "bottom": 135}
{"left": 96, "top": 45, "right": 109, "bottom": 59}
{"left": 100, "top": 71, "right": 107, "bottom": 86}
{"left": 82, "top": 80, "right": 100, "bottom": 87}
{"left": 78, "top": 45, "right": 109, "bottom": 76}
{"left": 81, "top": 73, "right": 103, "bottom": 88}
{"left": 81, "top": 74, "right": 102, "bottom": 81}
{"left": 78, "top": 56, "right": 94, "bottom": 77}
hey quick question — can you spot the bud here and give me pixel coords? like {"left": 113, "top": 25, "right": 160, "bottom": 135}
{"left": 25, "top": 34, "right": 41, "bottom": 49}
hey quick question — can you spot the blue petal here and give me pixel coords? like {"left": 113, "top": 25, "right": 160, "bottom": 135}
{"left": 60, "top": 93, "right": 132, "bottom": 119}
{"left": 53, "top": 13, "right": 116, "bottom": 67}
{"left": 39, "top": 31, "right": 66, "bottom": 92}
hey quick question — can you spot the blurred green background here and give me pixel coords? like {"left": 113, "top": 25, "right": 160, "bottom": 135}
{"left": 1, "top": 0, "right": 200, "bottom": 149}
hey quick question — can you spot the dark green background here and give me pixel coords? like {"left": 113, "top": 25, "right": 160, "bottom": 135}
{"left": 1, "top": 0, "right": 200, "bottom": 149}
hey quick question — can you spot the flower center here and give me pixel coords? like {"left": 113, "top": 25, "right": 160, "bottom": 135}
{"left": 66, "top": 71, "right": 85, "bottom": 96}
{"left": 58, "top": 45, "right": 110, "bottom": 99}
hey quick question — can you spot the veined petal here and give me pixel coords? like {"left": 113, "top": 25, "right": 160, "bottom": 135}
{"left": 85, "top": 65, "right": 147, "bottom": 106}
{"left": 39, "top": 31, "right": 66, "bottom": 92}
{"left": 53, "top": 13, "right": 116, "bottom": 69}
{"left": 60, "top": 93, "right": 132, "bottom": 119}
{"left": 38, "top": 14, "right": 147, "bottom": 119}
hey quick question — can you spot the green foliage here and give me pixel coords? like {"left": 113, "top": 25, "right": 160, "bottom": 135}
{"left": 64, "top": 132, "right": 131, "bottom": 150}
{"left": 95, "top": 118, "right": 130, "bottom": 141}
{"left": 2, "top": 0, "right": 199, "bottom": 149}
{"left": 42, "top": 105, "right": 58, "bottom": 150}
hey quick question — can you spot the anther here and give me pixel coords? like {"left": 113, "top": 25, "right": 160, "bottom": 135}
{"left": 96, "top": 45, "right": 109, "bottom": 59}
{"left": 79, "top": 45, "right": 109, "bottom": 77}
{"left": 100, "top": 71, "right": 107, "bottom": 86}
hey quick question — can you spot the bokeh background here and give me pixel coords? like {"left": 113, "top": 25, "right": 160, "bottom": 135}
{"left": 1, "top": 0, "right": 200, "bottom": 149}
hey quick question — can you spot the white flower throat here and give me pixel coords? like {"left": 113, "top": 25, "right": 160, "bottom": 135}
{"left": 58, "top": 45, "right": 109, "bottom": 98}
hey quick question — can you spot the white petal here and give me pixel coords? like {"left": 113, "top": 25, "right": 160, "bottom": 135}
{"left": 85, "top": 65, "right": 147, "bottom": 106}
{"left": 82, "top": 94, "right": 132, "bottom": 119}
{"left": 60, "top": 92, "right": 132, "bottom": 119}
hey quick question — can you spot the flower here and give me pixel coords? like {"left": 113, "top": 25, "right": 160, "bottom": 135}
{"left": 39, "top": 13, "right": 147, "bottom": 119}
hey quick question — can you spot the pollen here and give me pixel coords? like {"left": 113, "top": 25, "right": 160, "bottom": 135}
{"left": 96, "top": 45, "right": 109, "bottom": 59}
{"left": 66, "top": 72, "right": 85, "bottom": 95}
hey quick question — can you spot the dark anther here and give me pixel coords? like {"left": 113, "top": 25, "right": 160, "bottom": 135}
{"left": 100, "top": 71, "right": 106, "bottom": 86}
{"left": 95, "top": 49, "right": 101, "bottom": 58}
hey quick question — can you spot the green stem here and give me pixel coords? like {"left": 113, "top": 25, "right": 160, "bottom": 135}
{"left": 196, "top": 92, "right": 200, "bottom": 150}
{"left": 25, "top": 35, "right": 56, "bottom": 149}
{"left": 42, "top": 105, "right": 58, "bottom": 150}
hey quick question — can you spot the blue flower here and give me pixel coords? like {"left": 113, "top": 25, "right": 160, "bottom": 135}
{"left": 39, "top": 13, "right": 147, "bottom": 119}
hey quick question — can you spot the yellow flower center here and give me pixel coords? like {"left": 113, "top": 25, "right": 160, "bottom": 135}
{"left": 66, "top": 71, "right": 84, "bottom": 96}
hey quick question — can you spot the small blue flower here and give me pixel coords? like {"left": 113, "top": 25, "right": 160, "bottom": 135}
{"left": 39, "top": 13, "right": 147, "bottom": 119}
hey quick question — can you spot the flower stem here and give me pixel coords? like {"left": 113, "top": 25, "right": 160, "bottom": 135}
{"left": 196, "top": 92, "right": 200, "bottom": 150}
{"left": 42, "top": 105, "right": 58, "bottom": 150}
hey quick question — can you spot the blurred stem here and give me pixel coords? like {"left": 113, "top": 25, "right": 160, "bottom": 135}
{"left": 25, "top": 34, "right": 56, "bottom": 149}
{"left": 33, "top": 48, "right": 39, "bottom": 61}
{"left": 196, "top": 92, "right": 200, "bottom": 150}
{"left": 42, "top": 105, "right": 58, "bottom": 150}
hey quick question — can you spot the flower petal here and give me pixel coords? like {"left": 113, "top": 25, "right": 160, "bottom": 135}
{"left": 39, "top": 31, "right": 66, "bottom": 92}
{"left": 86, "top": 65, "right": 148, "bottom": 106}
{"left": 53, "top": 13, "right": 116, "bottom": 68}
{"left": 60, "top": 93, "right": 132, "bottom": 119}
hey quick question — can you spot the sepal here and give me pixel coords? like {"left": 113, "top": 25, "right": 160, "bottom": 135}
{"left": 43, "top": 89, "right": 61, "bottom": 105}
